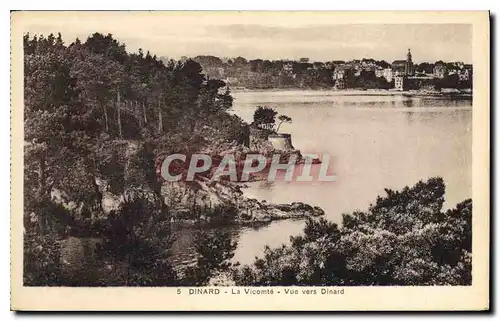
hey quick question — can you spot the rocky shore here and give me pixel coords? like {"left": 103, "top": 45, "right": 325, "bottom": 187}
{"left": 50, "top": 129, "right": 325, "bottom": 227}
{"left": 401, "top": 88, "right": 472, "bottom": 98}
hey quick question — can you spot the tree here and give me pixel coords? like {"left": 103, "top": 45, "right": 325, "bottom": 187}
{"left": 416, "top": 62, "right": 434, "bottom": 75}
{"left": 434, "top": 73, "right": 462, "bottom": 91}
{"left": 233, "top": 56, "right": 248, "bottom": 67}
{"left": 276, "top": 115, "right": 292, "bottom": 132}
{"left": 84, "top": 32, "right": 128, "bottom": 63}
{"left": 24, "top": 32, "right": 248, "bottom": 285}
{"left": 97, "top": 196, "right": 176, "bottom": 286}
{"left": 182, "top": 230, "right": 237, "bottom": 285}
{"left": 235, "top": 177, "right": 472, "bottom": 286}
{"left": 23, "top": 232, "right": 62, "bottom": 286}
{"left": 377, "top": 60, "right": 391, "bottom": 69}
{"left": 193, "top": 55, "right": 223, "bottom": 67}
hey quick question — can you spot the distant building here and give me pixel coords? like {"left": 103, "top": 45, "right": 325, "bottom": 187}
{"left": 333, "top": 66, "right": 349, "bottom": 80}
{"left": 392, "top": 49, "right": 415, "bottom": 90}
{"left": 392, "top": 61, "right": 406, "bottom": 76}
{"left": 383, "top": 68, "right": 393, "bottom": 83}
{"left": 282, "top": 61, "right": 294, "bottom": 73}
{"left": 299, "top": 57, "right": 310, "bottom": 63}
{"left": 362, "top": 65, "right": 377, "bottom": 73}
{"left": 374, "top": 67, "right": 393, "bottom": 82}
{"left": 332, "top": 66, "right": 352, "bottom": 89}
{"left": 459, "top": 64, "right": 473, "bottom": 81}
{"left": 454, "top": 61, "right": 465, "bottom": 70}
{"left": 325, "top": 61, "right": 335, "bottom": 69}
{"left": 394, "top": 76, "right": 406, "bottom": 91}
{"left": 458, "top": 69, "right": 470, "bottom": 81}
{"left": 334, "top": 78, "right": 347, "bottom": 89}
{"left": 313, "top": 62, "right": 325, "bottom": 70}
{"left": 410, "top": 76, "right": 436, "bottom": 90}
{"left": 395, "top": 75, "right": 434, "bottom": 91}
{"left": 405, "top": 49, "right": 414, "bottom": 75}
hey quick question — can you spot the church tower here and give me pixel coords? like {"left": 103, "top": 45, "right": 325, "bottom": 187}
{"left": 405, "top": 48, "right": 413, "bottom": 76}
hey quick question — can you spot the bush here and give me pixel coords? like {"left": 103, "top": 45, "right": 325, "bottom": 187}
{"left": 24, "top": 232, "right": 62, "bottom": 286}
{"left": 96, "top": 196, "right": 177, "bottom": 286}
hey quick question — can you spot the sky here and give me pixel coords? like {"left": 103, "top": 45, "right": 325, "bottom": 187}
{"left": 19, "top": 12, "right": 472, "bottom": 63}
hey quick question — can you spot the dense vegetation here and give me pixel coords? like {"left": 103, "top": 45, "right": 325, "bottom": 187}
{"left": 194, "top": 56, "right": 391, "bottom": 89}
{"left": 252, "top": 106, "right": 292, "bottom": 133}
{"left": 23, "top": 33, "right": 471, "bottom": 286}
{"left": 233, "top": 178, "right": 472, "bottom": 286}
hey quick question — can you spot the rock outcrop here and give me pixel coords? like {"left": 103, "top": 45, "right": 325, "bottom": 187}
{"left": 50, "top": 129, "right": 325, "bottom": 227}
{"left": 161, "top": 177, "right": 324, "bottom": 224}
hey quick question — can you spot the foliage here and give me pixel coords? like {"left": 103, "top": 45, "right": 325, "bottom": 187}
{"left": 352, "top": 71, "right": 392, "bottom": 89}
{"left": 434, "top": 74, "right": 472, "bottom": 90}
{"left": 182, "top": 230, "right": 238, "bottom": 285}
{"left": 235, "top": 177, "right": 472, "bottom": 286}
{"left": 253, "top": 106, "right": 277, "bottom": 130}
{"left": 415, "top": 62, "right": 435, "bottom": 74}
{"left": 23, "top": 32, "right": 246, "bottom": 286}
{"left": 276, "top": 115, "right": 292, "bottom": 132}
{"left": 24, "top": 232, "right": 62, "bottom": 286}
{"left": 252, "top": 107, "right": 292, "bottom": 133}
{"left": 194, "top": 54, "right": 471, "bottom": 90}
{"left": 96, "top": 196, "right": 177, "bottom": 286}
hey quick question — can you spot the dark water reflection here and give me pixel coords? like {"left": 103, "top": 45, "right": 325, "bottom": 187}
{"left": 169, "top": 222, "right": 283, "bottom": 269}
